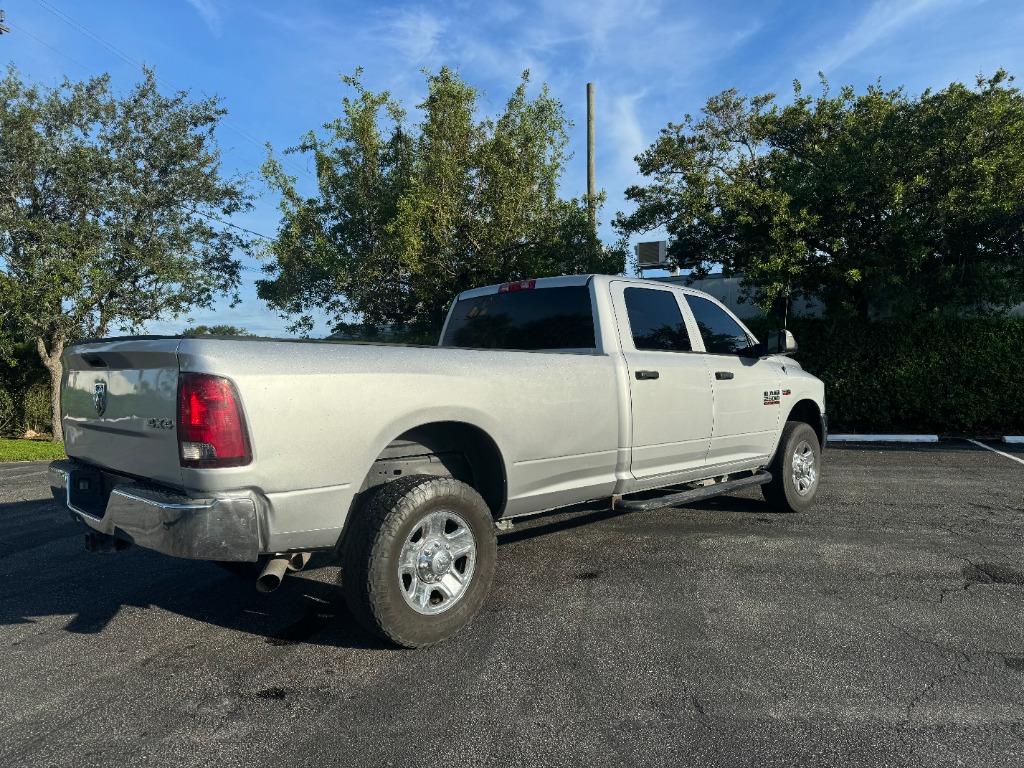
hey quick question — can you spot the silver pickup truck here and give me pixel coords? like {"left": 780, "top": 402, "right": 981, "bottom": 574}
{"left": 49, "top": 274, "right": 825, "bottom": 646}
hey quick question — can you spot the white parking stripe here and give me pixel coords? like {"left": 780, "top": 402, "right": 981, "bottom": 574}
{"left": 967, "top": 438, "right": 1024, "bottom": 467}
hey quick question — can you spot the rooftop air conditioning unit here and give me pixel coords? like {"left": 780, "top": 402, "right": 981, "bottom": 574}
{"left": 635, "top": 240, "right": 668, "bottom": 269}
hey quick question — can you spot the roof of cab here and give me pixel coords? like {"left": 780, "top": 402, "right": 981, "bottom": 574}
{"left": 455, "top": 274, "right": 711, "bottom": 300}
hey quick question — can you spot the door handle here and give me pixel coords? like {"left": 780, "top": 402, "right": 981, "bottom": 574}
{"left": 715, "top": 371, "right": 734, "bottom": 380}
{"left": 635, "top": 370, "right": 660, "bottom": 380}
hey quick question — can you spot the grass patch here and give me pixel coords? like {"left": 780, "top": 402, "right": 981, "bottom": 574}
{"left": 0, "top": 439, "right": 66, "bottom": 462}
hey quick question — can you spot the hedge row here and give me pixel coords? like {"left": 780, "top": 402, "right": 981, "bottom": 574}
{"left": 0, "top": 343, "right": 51, "bottom": 438}
{"left": 2, "top": 316, "right": 1022, "bottom": 437}
{"left": 751, "top": 315, "right": 1024, "bottom": 435}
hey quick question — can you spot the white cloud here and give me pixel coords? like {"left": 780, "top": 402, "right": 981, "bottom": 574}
{"left": 811, "top": 0, "right": 963, "bottom": 75}
{"left": 379, "top": 6, "right": 447, "bottom": 68}
{"left": 604, "top": 89, "right": 649, "bottom": 179}
{"left": 185, "top": 0, "right": 222, "bottom": 36}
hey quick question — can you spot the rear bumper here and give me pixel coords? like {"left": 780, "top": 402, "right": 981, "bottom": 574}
{"left": 48, "top": 460, "right": 260, "bottom": 562}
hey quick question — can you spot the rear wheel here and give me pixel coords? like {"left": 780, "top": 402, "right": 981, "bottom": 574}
{"left": 340, "top": 474, "right": 497, "bottom": 648}
{"left": 762, "top": 421, "right": 821, "bottom": 513}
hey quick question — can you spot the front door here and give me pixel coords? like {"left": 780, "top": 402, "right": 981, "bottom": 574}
{"left": 611, "top": 282, "right": 714, "bottom": 481}
{"left": 683, "top": 294, "right": 783, "bottom": 466}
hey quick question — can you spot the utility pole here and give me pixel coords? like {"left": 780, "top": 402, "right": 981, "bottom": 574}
{"left": 0, "top": 11, "right": 10, "bottom": 35}
{"left": 586, "top": 82, "right": 596, "bottom": 235}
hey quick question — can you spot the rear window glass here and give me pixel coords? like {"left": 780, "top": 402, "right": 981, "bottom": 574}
{"left": 441, "top": 286, "right": 596, "bottom": 350}
{"left": 623, "top": 287, "right": 692, "bottom": 352}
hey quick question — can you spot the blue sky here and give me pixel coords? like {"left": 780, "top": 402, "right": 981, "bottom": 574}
{"left": 4, "top": 0, "right": 1023, "bottom": 335}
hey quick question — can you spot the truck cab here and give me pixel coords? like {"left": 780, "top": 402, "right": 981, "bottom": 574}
{"left": 439, "top": 275, "right": 824, "bottom": 495}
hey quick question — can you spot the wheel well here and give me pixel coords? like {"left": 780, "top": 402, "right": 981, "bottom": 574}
{"left": 786, "top": 399, "right": 824, "bottom": 446}
{"left": 359, "top": 422, "right": 506, "bottom": 518}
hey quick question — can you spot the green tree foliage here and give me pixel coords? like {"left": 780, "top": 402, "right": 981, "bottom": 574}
{"left": 616, "top": 71, "right": 1024, "bottom": 319}
{"left": 182, "top": 324, "right": 252, "bottom": 336}
{"left": 0, "top": 67, "right": 253, "bottom": 440}
{"left": 260, "top": 68, "right": 624, "bottom": 335}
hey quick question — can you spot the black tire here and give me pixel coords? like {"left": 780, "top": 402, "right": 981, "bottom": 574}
{"left": 340, "top": 474, "right": 497, "bottom": 648}
{"left": 762, "top": 421, "right": 821, "bottom": 513}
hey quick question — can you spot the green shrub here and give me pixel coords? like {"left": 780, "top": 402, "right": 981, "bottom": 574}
{"left": 749, "top": 315, "right": 1024, "bottom": 435}
{"left": 0, "top": 388, "right": 15, "bottom": 436}
{"left": 21, "top": 382, "right": 51, "bottom": 434}
{"left": 0, "top": 342, "right": 51, "bottom": 438}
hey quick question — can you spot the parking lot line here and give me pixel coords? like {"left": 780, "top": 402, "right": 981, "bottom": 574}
{"left": 966, "top": 438, "right": 1024, "bottom": 467}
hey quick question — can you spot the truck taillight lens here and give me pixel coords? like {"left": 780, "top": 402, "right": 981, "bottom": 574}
{"left": 177, "top": 373, "right": 251, "bottom": 468}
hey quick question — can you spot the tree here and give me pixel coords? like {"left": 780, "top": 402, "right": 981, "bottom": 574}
{"left": 259, "top": 68, "right": 624, "bottom": 335}
{"left": 615, "top": 71, "right": 1024, "bottom": 319}
{"left": 0, "top": 67, "right": 253, "bottom": 440}
{"left": 182, "top": 324, "right": 252, "bottom": 336}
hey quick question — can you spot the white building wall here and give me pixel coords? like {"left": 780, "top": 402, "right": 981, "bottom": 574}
{"left": 651, "top": 273, "right": 1024, "bottom": 319}
{"left": 651, "top": 274, "right": 824, "bottom": 319}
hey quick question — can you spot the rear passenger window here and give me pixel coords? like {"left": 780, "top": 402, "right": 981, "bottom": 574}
{"left": 684, "top": 295, "right": 752, "bottom": 354}
{"left": 623, "top": 288, "right": 692, "bottom": 352}
{"left": 441, "top": 286, "right": 596, "bottom": 350}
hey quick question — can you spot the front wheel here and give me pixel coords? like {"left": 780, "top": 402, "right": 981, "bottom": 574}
{"left": 762, "top": 421, "right": 821, "bottom": 513}
{"left": 340, "top": 474, "right": 497, "bottom": 648}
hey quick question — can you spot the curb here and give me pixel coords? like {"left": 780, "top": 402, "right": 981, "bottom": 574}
{"left": 827, "top": 434, "right": 939, "bottom": 444}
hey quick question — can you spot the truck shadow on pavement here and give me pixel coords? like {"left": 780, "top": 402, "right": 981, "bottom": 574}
{"left": 496, "top": 494, "right": 772, "bottom": 545}
{"left": 0, "top": 490, "right": 774, "bottom": 650}
{"left": 0, "top": 495, "right": 395, "bottom": 649}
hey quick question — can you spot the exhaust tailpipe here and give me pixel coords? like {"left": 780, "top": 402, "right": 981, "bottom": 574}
{"left": 256, "top": 556, "right": 291, "bottom": 593}
{"left": 287, "top": 552, "right": 312, "bottom": 572}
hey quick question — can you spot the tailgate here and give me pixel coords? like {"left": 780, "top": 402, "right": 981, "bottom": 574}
{"left": 62, "top": 338, "right": 183, "bottom": 488}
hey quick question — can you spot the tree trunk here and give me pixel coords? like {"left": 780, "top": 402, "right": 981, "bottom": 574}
{"left": 35, "top": 335, "right": 65, "bottom": 443}
{"left": 856, "top": 294, "right": 871, "bottom": 323}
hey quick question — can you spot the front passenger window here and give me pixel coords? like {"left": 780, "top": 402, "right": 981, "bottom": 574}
{"left": 684, "top": 295, "right": 753, "bottom": 354}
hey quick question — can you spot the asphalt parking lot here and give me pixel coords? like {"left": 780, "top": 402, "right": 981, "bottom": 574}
{"left": 1, "top": 442, "right": 1023, "bottom": 768}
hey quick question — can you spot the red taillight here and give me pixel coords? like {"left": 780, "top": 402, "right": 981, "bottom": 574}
{"left": 177, "top": 373, "right": 251, "bottom": 468}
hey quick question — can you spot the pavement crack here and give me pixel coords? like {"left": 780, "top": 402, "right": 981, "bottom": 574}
{"left": 690, "top": 694, "right": 708, "bottom": 719}
{"left": 896, "top": 670, "right": 955, "bottom": 765}
{"left": 254, "top": 686, "right": 289, "bottom": 701}
{"left": 881, "top": 617, "right": 970, "bottom": 665}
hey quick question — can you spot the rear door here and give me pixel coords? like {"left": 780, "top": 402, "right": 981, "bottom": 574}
{"left": 683, "top": 294, "right": 782, "bottom": 466}
{"left": 62, "top": 339, "right": 182, "bottom": 487}
{"left": 610, "top": 282, "right": 713, "bottom": 481}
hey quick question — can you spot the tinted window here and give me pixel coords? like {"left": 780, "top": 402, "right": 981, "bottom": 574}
{"left": 441, "top": 286, "right": 595, "bottom": 350}
{"left": 685, "top": 295, "right": 752, "bottom": 354}
{"left": 623, "top": 288, "right": 692, "bottom": 352}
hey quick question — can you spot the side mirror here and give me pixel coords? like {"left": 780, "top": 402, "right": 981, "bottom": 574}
{"left": 764, "top": 329, "right": 798, "bottom": 356}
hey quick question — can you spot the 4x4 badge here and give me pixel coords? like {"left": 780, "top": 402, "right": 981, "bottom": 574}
{"left": 93, "top": 381, "right": 107, "bottom": 417}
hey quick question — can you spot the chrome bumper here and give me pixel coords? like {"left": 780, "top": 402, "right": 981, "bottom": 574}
{"left": 49, "top": 460, "right": 260, "bottom": 562}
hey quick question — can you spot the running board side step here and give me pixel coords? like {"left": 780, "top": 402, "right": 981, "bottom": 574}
{"left": 613, "top": 472, "right": 773, "bottom": 513}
